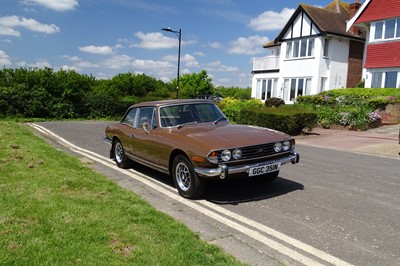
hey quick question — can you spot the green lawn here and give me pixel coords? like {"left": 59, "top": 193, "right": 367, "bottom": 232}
{"left": 0, "top": 122, "right": 245, "bottom": 266}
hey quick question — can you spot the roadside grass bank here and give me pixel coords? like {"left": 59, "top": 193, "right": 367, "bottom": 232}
{"left": 0, "top": 122, "right": 245, "bottom": 266}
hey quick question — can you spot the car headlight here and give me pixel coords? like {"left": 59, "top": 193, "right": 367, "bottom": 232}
{"left": 221, "top": 149, "right": 231, "bottom": 161}
{"left": 232, "top": 149, "right": 242, "bottom": 160}
{"left": 274, "top": 142, "right": 282, "bottom": 152}
{"left": 282, "top": 140, "right": 291, "bottom": 151}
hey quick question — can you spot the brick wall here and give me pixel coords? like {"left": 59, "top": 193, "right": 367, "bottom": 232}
{"left": 347, "top": 40, "right": 364, "bottom": 87}
{"left": 375, "top": 104, "right": 400, "bottom": 124}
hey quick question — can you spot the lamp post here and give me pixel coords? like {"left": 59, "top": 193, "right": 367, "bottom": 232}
{"left": 162, "top": 27, "right": 181, "bottom": 99}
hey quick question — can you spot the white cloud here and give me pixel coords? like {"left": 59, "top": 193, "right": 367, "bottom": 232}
{"left": 79, "top": 45, "right": 114, "bottom": 55}
{"left": 0, "top": 50, "right": 12, "bottom": 66}
{"left": 209, "top": 42, "right": 223, "bottom": 49}
{"left": 0, "top": 16, "right": 60, "bottom": 36}
{"left": 102, "top": 55, "right": 132, "bottom": 69}
{"left": 62, "top": 55, "right": 81, "bottom": 62}
{"left": 162, "top": 53, "right": 199, "bottom": 68}
{"left": 132, "top": 31, "right": 196, "bottom": 50}
{"left": 75, "top": 61, "right": 99, "bottom": 68}
{"left": 0, "top": 25, "right": 20, "bottom": 36}
{"left": 20, "top": 60, "right": 52, "bottom": 68}
{"left": 248, "top": 8, "right": 295, "bottom": 31}
{"left": 21, "top": 0, "right": 78, "bottom": 11}
{"left": 228, "top": 35, "right": 270, "bottom": 55}
{"left": 205, "top": 60, "right": 239, "bottom": 72}
{"left": 182, "top": 54, "right": 199, "bottom": 68}
{"left": 132, "top": 59, "right": 173, "bottom": 69}
{"left": 132, "top": 32, "right": 178, "bottom": 49}
{"left": 194, "top": 51, "right": 205, "bottom": 57}
{"left": 59, "top": 65, "right": 80, "bottom": 71}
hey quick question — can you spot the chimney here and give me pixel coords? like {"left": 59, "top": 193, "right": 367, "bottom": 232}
{"left": 349, "top": 0, "right": 362, "bottom": 35}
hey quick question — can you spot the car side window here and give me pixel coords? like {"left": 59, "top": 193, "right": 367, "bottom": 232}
{"left": 138, "top": 107, "right": 156, "bottom": 129}
{"left": 121, "top": 107, "right": 137, "bottom": 127}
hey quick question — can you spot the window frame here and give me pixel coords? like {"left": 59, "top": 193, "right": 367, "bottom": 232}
{"left": 285, "top": 38, "right": 315, "bottom": 59}
{"left": 373, "top": 18, "right": 400, "bottom": 41}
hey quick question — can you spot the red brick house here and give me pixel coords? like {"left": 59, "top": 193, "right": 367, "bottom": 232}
{"left": 347, "top": 0, "right": 400, "bottom": 88}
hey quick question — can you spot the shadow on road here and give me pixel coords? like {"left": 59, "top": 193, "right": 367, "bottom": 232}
{"left": 126, "top": 163, "right": 303, "bottom": 205}
{"left": 203, "top": 177, "right": 304, "bottom": 205}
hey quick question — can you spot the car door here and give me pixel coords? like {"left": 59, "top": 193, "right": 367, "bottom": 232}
{"left": 130, "top": 107, "right": 160, "bottom": 166}
{"left": 118, "top": 107, "right": 138, "bottom": 156}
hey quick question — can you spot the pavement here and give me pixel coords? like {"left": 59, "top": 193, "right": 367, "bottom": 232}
{"left": 295, "top": 124, "right": 400, "bottom": 158}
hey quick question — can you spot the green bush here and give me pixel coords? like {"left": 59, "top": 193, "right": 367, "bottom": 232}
{"left": 296, "top": 88, "right": 400, "bottom": 130}
{"left": 218, "top": 97, "right": 263, "bottom": 123}
{"left": 265, "top": 97, "right": 285, "bottom": 108}
{"left": 237, "top": 106, "right": 318, "bottom": 135}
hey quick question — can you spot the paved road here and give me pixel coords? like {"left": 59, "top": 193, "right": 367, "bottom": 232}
{"left": 30, "top": 121, "right": 400, "bottom": 266}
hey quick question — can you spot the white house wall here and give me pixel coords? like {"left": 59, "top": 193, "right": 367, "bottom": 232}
{"left": 327, "top": 37, "right": 349, "bottom": 89}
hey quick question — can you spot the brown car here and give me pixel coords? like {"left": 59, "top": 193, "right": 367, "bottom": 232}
{"left": 104, "top": 99, "right": 300, "bottom": 199}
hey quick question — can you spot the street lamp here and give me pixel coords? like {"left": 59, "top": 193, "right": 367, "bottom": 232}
{"left": 162, "top": 27, "right": 181, "bottom": 99}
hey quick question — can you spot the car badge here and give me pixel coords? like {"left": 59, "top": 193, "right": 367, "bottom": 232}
{"left": 257, "top": 148, "right": 263, "bottom": 153}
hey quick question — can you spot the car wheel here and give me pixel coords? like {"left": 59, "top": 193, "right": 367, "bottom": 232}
{"left": 113, "top": 139, "right": 131, "bottom": 168}
{"left": 252, "top": 171, "right": 279, "bottom": 183}
{"left": 172, "top": 155, "right": 204, "bottom": 199}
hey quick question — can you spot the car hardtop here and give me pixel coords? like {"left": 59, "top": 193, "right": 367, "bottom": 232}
{"left": 130, "top": 99, "right": 214, "bottom": 109}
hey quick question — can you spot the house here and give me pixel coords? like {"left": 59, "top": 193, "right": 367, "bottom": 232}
{"left": 251, "top": 0, "right": 365, "bottom": 104}
{"left": 346, "top": 0, "right": 400, "bottom": 88}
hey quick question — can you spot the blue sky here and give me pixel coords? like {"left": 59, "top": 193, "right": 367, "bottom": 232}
{"left": 0, "top": 0, "right": 332, "bottom": 88}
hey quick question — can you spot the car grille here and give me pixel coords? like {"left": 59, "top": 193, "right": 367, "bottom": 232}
{"left": 217, "top": 143, "right": 281, "bottom": 163}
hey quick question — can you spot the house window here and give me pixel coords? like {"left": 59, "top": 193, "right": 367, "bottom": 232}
{"left": 284, "top": 77, "right": 312, "bottom": 101}
{"left": 286, "top": 42, "right": 292, "bottom": 58}
{"left": 371, "top": 71, "right": 399, "bottom": 88}
{"left": 385, "top": 19, "right": 396, "bottom": 39}
{"left": 256, "top": 78, "right": 278, "bottom": 101}
{"left": 374, "top": 21, "right": 383, "bottom": 39}
{"left": 397, "top": 18, "right": 400, "bottom": 38}
{"left": 320, "top": 77, "right": 327, "bottom": 92}
{"left": 371, "top": 72, "right": 383, "bottom": 88}
{"left": 373, "top": 19, "right": 400, "bottom": 40}
{"left": 286, "top": 38, "right": 315, "bottom": 59}
{"left": 323, "top": 39, "right": 329, "bottom": 57}
{"left": 385, "top": 71, "right": 398, "bottom": 88}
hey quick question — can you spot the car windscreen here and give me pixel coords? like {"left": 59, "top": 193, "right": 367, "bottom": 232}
{"left": 159, "top": 103, "right": 225, "bottom": 127}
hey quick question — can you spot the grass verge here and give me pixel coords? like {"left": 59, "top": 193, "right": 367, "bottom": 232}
{"left": 0, "top": 122, "right": 245, "bottom": 265}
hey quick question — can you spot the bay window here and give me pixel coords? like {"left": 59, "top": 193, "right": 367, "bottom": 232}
{"left": 283, "top": 77, "right": 312, "bottom": 101}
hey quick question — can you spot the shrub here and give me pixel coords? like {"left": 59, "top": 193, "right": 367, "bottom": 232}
{"left": 265, "top": 97, "right": 285, "bottom": 108}
{"left": 218, "top": 97, "right": 262, "bottom": 123}
{"left": 237, "top": 106, "right": 318, "bottom": 135}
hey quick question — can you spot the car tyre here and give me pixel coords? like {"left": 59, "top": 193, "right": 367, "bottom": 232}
{"left": 113, "top": 139, "right": 132, "bottom": 169}
{"left": 253, "top": 171, "right": 279, "bottom": 183}
{"left": 172, "top": 155, "right": 204, "bottom": 199}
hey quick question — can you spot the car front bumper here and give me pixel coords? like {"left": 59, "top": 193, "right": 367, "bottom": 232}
{"left": 194, "top": 152, "right": 300, "bottom": 179}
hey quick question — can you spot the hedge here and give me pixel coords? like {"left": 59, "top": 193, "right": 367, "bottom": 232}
{"left": 236, "top": 106, "right": 318, "bottom": 135}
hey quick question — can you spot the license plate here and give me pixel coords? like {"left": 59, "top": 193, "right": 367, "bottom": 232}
{"left": 249, "top": 163, "right": 281, "bottom": 177}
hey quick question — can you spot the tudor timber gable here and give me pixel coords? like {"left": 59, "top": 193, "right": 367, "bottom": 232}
{"left": 251, "top": 0, "right": 365, "bottom": 104}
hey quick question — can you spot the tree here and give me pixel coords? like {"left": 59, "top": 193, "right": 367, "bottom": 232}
{"left": 178, "top": 70, "right": 214, "bottom": 98}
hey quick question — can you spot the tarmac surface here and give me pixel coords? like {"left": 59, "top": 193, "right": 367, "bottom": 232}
{"left": 296, "top": 124, "right": 400, "bottom": 158}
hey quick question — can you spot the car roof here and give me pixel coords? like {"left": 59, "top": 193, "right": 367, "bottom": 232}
{"left": 131, "top": 99, "right": 214, "bottom": 108}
